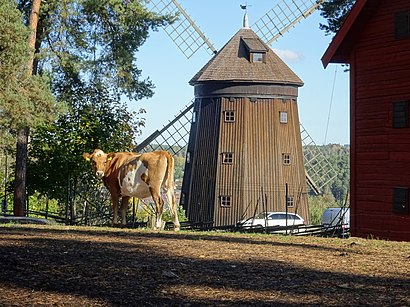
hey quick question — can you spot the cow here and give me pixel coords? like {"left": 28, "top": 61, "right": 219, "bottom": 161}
{"left": 83, "top": 149, "right": 180, "bottom": 231}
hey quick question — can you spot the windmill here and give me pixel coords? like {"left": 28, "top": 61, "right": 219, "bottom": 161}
{"left": 137, "top": 0, "right": 337, "bottom": 225}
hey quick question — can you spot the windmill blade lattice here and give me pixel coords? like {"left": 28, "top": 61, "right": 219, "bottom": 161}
{"left": 146, "top": 0, "right": 217, "bottom": 59}
{"left": 300, "top": 123, "right": 338, "bottom": 195}
{"left": 252, "top": 0, "right": 327, "bottom": 45}
{"left": 134, "top": 101, "right": 193, "bottom": 155}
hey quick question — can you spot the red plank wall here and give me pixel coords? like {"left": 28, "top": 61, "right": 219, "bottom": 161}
{"left": 349, "top": 0, "right": 410, "bottom": 240}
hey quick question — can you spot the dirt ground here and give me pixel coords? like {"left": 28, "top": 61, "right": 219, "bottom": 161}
{"left": 0, "top": 224, "right": 409, "bottom": 306}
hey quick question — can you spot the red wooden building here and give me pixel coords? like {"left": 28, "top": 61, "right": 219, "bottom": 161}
{"left": 322, "top": 0, "right": 410, "bottom": 241}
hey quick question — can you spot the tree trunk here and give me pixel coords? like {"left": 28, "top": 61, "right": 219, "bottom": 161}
{"left": 27, "top": 0, "right": 41, "bottom": 72}
{"left": 13, "top": 128, "right": 29, "bottom": 216}
{"left": 13, "top": 0, "right": 41, "bottom": 216}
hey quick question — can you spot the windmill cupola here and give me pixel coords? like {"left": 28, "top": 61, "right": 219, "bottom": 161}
{"left": 181, "top": 26, "right": 309, "bottom": 227}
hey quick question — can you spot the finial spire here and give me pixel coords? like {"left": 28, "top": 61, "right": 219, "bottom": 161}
{"left": 240, "top": 3, "right": 250, "bottom": 29}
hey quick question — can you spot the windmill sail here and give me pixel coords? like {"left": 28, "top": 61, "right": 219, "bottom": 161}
{"left": 135, "top": 101, "right": 193, "bottom": 155}
{"left": 252, "top": 0, "right": 327, "bottom": 45}
{"left": 146, "top": 0, "right": 216, "bottom": 58}
{"left": 300, "top": 123, "right": 338, "bottom": 194}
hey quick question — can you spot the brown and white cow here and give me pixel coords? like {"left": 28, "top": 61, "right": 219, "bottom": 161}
{"left": 83, "top": 149, "right": 180, "bottom": 231}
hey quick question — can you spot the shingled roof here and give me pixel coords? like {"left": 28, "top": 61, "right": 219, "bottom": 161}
{"left": 189, "top": 27, "right": 303, "bottom": 87}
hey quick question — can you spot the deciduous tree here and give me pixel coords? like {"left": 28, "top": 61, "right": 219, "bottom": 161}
{"left": 16, "top": 0, "right": 174, "bottom": 216}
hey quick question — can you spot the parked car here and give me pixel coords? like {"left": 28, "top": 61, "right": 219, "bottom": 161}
{"left": 238, "top": 212, "right": 305, "bottom": 228}
{"left": 321, "top": 207, "right": 350, "bottom": 229}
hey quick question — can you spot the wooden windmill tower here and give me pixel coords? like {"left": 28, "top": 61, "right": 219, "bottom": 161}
{"left": 140, "top": 0, "right": 336, "bottom": 226}
{"left": 180, "top": 10, "right": 308, "bottom": 226}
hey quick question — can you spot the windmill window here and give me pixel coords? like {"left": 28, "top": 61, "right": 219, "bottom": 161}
{"left": 393, "top": 187, "right": 409, "bottom": 214}
{"left": 280, "top": 111, "right": 288, "bottom": 124}
{"left": 394, "top": 11, "right": 410, "bottom": 39}
{"left": 224, "top": 110, "right": 235, "bottom": 122}
{"left": 180, "top": 193, "right": 185, "bottom": 205}
{"left": 186, "top": 151, "right": 191, "bottom": 164}
{"left": 222, "top": 152, "right": 233, "bottom": 164}
{"left": 283, "top": 153, "right": 291, "bottom": 165}
{"left": 220, "top": 195, "right": 231, "bottom": 207}
{"left": 287, "top": 196, "right": 294, "bottom": 208}
{"left": 252, "top": 52, "right": 264, "bottom": 63}
{"left": 393, "top": 101, "right": 409, "bottom": 128}
{"left": 192, "top": 111, "right": 197, "bottom": 123}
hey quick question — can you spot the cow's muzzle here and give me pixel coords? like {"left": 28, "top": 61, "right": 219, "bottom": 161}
{"left": 96, "top": 171, "right": 104, "bottom": 179}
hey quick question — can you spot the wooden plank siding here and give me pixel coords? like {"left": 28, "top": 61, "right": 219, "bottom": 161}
{"left": 182, "top": 94, "right": 309, "bottom": 227}
{"left": 181, "top": 98, "right": 221, "bottom": 223}
{"left": 348, "top": 0, "right": 410, "bottom": 240}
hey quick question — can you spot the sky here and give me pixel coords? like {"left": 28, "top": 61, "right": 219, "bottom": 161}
{"left": 132, "top": 0, "right": 350, "bottom": 146}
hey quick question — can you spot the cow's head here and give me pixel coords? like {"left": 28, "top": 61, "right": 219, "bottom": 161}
{"left": 83, "top": 149, "right": 114, "bottom": 179}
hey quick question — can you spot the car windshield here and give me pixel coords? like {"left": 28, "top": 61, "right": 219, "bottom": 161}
{"left": 269, "top": 213, "right": 301, "bottom": 220}
{"left": 254, "top": 212, "right": 268, "bottom": 219}
{"left": 287, "top": 214, "right": 300, "bottom": 220}
{"left": 270, "top": 213, "right": 286, "bottom": 219}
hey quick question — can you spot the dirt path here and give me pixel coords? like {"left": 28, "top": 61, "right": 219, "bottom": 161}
{"left": 0, "top": 225, "right": 409, "bottom": 306}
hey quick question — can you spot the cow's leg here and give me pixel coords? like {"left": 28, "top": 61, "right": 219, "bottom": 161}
{"left": 150, "top": 189, "right": 164, "bottom": 230}
{"left": 163, "top": 186, "right": 180, "bottom": 231}
{"left": 120, "top": 196, "right": 130, "bottom": 226}
{"left": 111, "top": 193, "right": 120, "bottom": 226}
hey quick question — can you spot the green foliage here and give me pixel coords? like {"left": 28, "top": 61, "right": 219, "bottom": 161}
{"left": 174, "top": 155, "right": 185, "bottom": 183}
{"left": 28, "top": 192, "right": 59, "bottom": 216}
{"left": 162, "top": 204, "right": 187, "bottom": 223}
{"left": 17, "top": 0, "right": 174, "bottom": 215}
{"left": 0, "top": 0, "right": 59, "bottom": 151}
{"left": 18, "top": 0, "right": 176, "bottom": 101}
{"left": 320, "top": 0, "right": 356, "bottom": 36}
{"left": 28, "top": 82, "right": 145, "bottom": 203}
{"left": 128, "top": 201, "right": 187, "bottom": 225}
{"left": 305, "top": 144, "right": 350, "bottom": 203}
{"left": 306, "top": 144, "right": 350, "bottom": 225}
{"left": 308, "top": 194, "right": 339, "bottom": 225}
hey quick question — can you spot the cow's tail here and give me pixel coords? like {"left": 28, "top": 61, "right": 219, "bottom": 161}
{"left": 163, "top": 152, "right": 175, "bottom": 190}
{"left": 163, "top": 152, "right": 180, "bottom": 230}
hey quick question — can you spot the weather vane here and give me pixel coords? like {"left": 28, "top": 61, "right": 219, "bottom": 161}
{"left": 240, "top": 3, "right": 252, "bottom": 28}
{"left": 240, "top": 3, "right": 251, "bottom": 11}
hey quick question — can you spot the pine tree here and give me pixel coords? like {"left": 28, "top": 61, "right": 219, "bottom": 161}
{"left": 320, "top": 0, "right": 356, "bottom": 35}
{"left": 0, "top": 0, "right": 57, "bottom": 215}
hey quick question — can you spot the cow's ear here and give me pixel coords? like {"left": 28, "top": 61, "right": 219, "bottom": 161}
{"left": 83, "top": 153, "right": 91, "bottom": 161}
{"left": 107, "top": 152, "right": 115, "bottom": 161}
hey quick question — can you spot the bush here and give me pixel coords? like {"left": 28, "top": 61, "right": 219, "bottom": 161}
{"left": 309, "top": 194, "right": 339, "bottom": 225}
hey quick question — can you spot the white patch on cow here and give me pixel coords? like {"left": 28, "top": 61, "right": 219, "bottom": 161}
{"left": 94, "top": 149, "right": 104, "bottom": 157}
{"left": 118, "top": 160, "right": 151, "bottom": 199}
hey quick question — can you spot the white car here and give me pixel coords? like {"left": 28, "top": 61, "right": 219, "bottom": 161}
{"left": 238, "top": 212, "right": 305, "bottom": 228}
